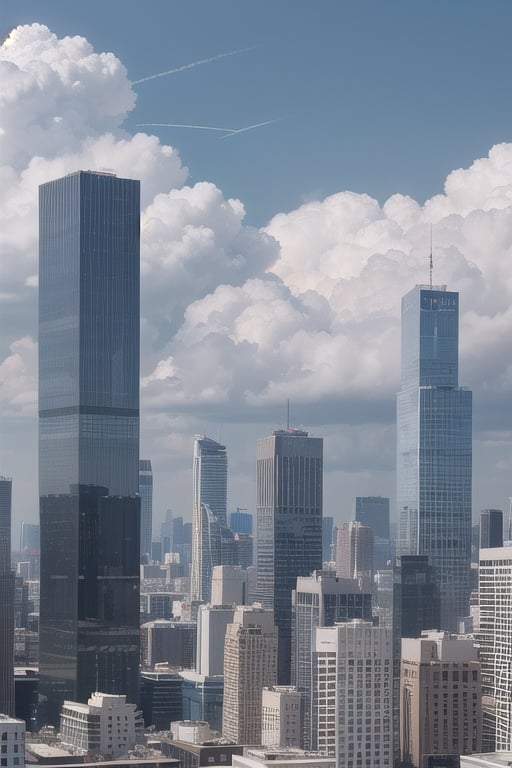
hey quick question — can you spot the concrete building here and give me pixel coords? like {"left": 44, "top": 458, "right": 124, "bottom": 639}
{"left": 400, "top": 631, "right": 482, "bottom": 767}
{"left": 222, "top": 606, "right": 278, "bottom": 745}
{"left": 0, "top": 715, "right": 25, "bottom": 768}
{"left": 0, "top": 477, "right": 15, "bottom": 717}
{"left": 261, "top": 687, "right": 301, "bottom": 748}
{"left": 211, "top": 566, "right": 248, "bottom": 607}
{"left": 256, "top": 429, "right": 323, "bottom": 684}
{"left": 291, "top": 572, "right": 372, "bottom": 749}
{"left": 477, "top": 546, "right": 512, "bottom": 752}
{"left": 196, "top": 605, "right": 235, "bottom": 677}
{"left": 335, "top": 521, "right": 374, "bottom": 592}
{"left": 232, "top": 749, "right": 335, "bottom": 768}
{"left": 312, "top": 621, "right": 392, "bottom": 768}
{"left": 59, "top": 692, "right": 143, "bottom": 758}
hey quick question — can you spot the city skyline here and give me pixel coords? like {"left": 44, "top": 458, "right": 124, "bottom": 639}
{"left": 1, "top": 11, "right": 511, "bottom": 536}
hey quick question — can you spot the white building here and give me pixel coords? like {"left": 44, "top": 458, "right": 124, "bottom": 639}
{"left": 477, "top": 546, "right": 512, "bottom": 751}
{"left": 59, "top": 692, "right": 143, "bottom": 758}
{"left": 232, "top": 748, "right": 335, "bottom": 768}
{"left": 222, "top": 605, "right": 278, "bottom": 744}
{"left": 170, "top": 720, "right": 211, "bottom": 744}
{"left": 196, "top": 604, "right": 235, "bottom": 676}
{"left": 312, "top": 620, "right": 392, "bottom": 768}
{"left": 211, "top": 565, "right": 248, "bottom": 607}
{"left": 0, "top": 715, "right": 25, "bottom": 768}
{"left": 261, "top": 687, "right": 302, "bottom": 748}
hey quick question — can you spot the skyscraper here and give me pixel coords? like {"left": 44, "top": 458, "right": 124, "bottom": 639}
{"left": 139, "top": 460, "right": 153, "bottom": 562}
{"left": 397, "top": 285, "right": 472, "bottom": 630}
{"left": 191, "top": 436, "right": 229, "bottom": 602}
{"left": 479, "top": 509, "right": 503, "bottom": 549}
{"left": 336, "top": 521, "right": 374, "bottom": 592}
{"left": 256, "top": 429, "right": 323, "bottom": 684}
{"left": 0, "top": 477, "right": 15, "bottom": 716}
{"left": 38, "top": 171, "right": 140, "bottom": 724}
{"left": 222, "top": 605, "right": 278, "bottom": 744}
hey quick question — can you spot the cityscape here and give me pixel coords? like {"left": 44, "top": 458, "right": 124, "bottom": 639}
{"left": 1, "top": 7, "right": 512, "bottom": 768}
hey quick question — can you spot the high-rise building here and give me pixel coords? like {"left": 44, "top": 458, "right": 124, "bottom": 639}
{"left": 210, "top": 565, "right": 247, "bottom": 607}
{"left": 191, "top": 436, "right": 228, "bottom": 602}
{"left": 196, "top": 604, "right": 235, "bottom": 677}
{"left": 322, "top": 517, "right": 334, "bottom": 563}
{"left": 256, "top": 429, "right": 323, "bottom": 684}
{"left": 222, "top": 605, "right": 278, "bottom": 745}
{"left": 355, "top": 496, "right": 390, "bottom": 539}
{"left": 291, "top": 571, "right": 372, "bottom": 749}
{"left": 261, "top": 686, "right": 302, "bottom": 748}
{"left": 38, "top": 171, "right": 140, "bottom": 725}
{"left": 477, "top": 546, "right": 512, "bottom": 752}
{"left": 336, "top": 521, "right": 374, "bottom": 592}
{"left": 0, "top": 477, "right": 15, "bottom": 716}
{"left": 393, "top": 555, "right": 441, "bottom": 640}
{"left": 20, "top": 524, "right": 40, "bottom": 554}
{"left": 479, "top": 509, "right": 503, "bottom": 549}
{"left": 312, "top": 620, "right": 392, "bottom": 768}
{"left": 140, "top": 620, "right": 196, "bottom": 669}
{"left": 139, "top": 460, "right": 153, "bottom": 562}
{"left": 229, "top": 509, "right": 253, "bottom": 535}
{"left": 400, "top": 631, "right": 482, "bottom": 766}
{"left": 397, "top": 286, "right": 472, "bottom": 630}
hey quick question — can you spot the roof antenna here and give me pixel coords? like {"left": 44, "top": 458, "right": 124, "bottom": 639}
{"left": 429, "top": 222, "right": 433, "bottom": 290}
{"left": 286, "top": 399, "right": 290, "bottom": 430}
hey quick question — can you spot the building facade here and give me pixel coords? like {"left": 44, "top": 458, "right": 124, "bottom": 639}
{"left": 479, "top": 510, "right": 503, "bottom": 549}
{"left": 397, "top": 286, "right": 472, "bottom": 630}
{"left": 400, "top": 632, "right": 482, "bottom": 767}
{"left": 0, "top": 477, "right": 15, "bottom": 716}
{"left": 335, "top": 521, "right": 374, "bottom": 593}
{"left": 38, "top": 171, "right": 141, "bottom": 724}
{"left": 190, "top": 437, "right": 229, "bottom": 602}
{"left": 477, "top": 546, "right": 512, "bottom": 752}
{"left": 261, "top": 687, "right": 302, "bottom": 749}
{"left": 0, "top": 715, "right": 25, "bottom": 768}
{"left": 222, "top": 606, "right": 278, "bottom": 744}
{"left": 291, "top": 571, "right": 372, "bottom": 749}
{"left": 312, "top": 621, "right": 393, "bottom": 768}
{"left": 256, "top": 429, "right": 323, "bottom": 684}
{"left": 139, "top": 460, "right": 153, "bottom": 562}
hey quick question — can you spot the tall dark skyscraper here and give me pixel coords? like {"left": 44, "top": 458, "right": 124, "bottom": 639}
{"left": 38, "top": 171, "right": 140, "bottom": 724}
{"left": 256, "top": 428, "right": 323, "bottom": 684}
{"left": 139, "top": 460, "right": 153, "bottom": 561}
{"left": 480, "top": 509, "right": 503, "bottom": 549}
{"left": 0, "top": 477, "right": 15, "bottom": 715}
{"left": 397, "top": 286, "right": 472, "bottom": 630}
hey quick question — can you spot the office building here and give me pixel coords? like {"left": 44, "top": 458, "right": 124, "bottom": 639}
{"left": 397, "top": 286, "right": 472, "bottom": 630}
{"left": 322, "top": 517, "right": 333, "bottom": 563}
{"left": 139, "top": 460, "right": 153, "bottom": 562}
{"left": 196, "top": 605, "right": 235, "bottom": 677}
{"left": 222, "top": 605, "right": 278, "bottom": 745}
{"left": 229, "top": 510, "right": 253, "bottom": 535}
{"left": 261, "top": 687, "right": 302, "bottom": 749}
{"left": 291, "top": 571, "right": 372, "bottom": 748}
{"left": 38, "top": 171, "right": 140, "bottom": 724}
{"left": 355, "top": 496, "right": 390, "bottom": 539}
{"left": 0, "top": 715, "right": 25, "bottom": 768}
{"left": 256, "top": 429, "right": 323, "bottom": 684}
{"left": 139, "top": 667, "right": 183, "bottom": 730}
{"left": 20, "top": 524, "right": 39, "bottom": 554}
{"left": 400, "top": 632, "right": 482, "bottom": 767}
{"left": 233, "top": 750, "right": 335, "bottom": 768}
{"left": 312, "top": 620, "right": 392, "bottom": 768}
{"left": 394, "top": 555, "right": 441, "bottom": 639}
{"left": 234, "top": 533, "right": 254, "bottom": 570}
{"left": 191, "top": 436, "right": 229, "bottom": 602}
{"left": 479, "top": 510, "right": 503, "bottom": 549}
{"left": 335, "top": 521, "right": 374, "bottom": 592}
{"left": 0, "top": 477, "right": 15, "bottom": 716}
{"left": 477, "top": 546, "right": 512, "bottom": 752}
{"left": 210, "top": 565, "right": 247, "bottom": 607}
{"left": 59, "top": 692, "right": 143, "bottom": 758}
{"left": 140, "top": 620, "right": 196, "bottom": 669}
{"left": 373, "top": 569, "right": 394, "bottom": 630}
{"left": 180, "top": 670, "right": 224, "bottom": 733}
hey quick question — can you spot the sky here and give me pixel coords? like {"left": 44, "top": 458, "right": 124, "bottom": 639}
{"left": 1, "top": 1, "right": 512, "bottom": 542}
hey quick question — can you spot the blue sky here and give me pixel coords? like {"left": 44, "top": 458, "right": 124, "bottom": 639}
{"left": 1, "top": 2, "right": 512, "bottom": 536}
{"left": 3, "top": 1, "right": 512, "bottom": 224}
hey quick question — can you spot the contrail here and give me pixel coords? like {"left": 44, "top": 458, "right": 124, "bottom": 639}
{"left": 137, "top": 118, "right": 281, "bottom": 139}
{"left": 132, "top": 47, "right": 254, "bottom": 85}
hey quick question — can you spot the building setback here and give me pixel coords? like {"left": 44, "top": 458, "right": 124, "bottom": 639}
{"left": 38, "top": 171, "right": 141, "bottom": 724}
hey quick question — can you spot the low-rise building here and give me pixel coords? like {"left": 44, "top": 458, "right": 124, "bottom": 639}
{"left": 0, "top": 714, "right": 25, "bottom": 768}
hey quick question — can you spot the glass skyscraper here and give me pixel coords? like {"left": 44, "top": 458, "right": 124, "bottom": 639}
{"left": 0, "top": 476, "right": 15, "bottom": 716}
{"left": 397, "top": 285, "right": 472, "bottom": 630}
{"left": 190, "top": 436, "right": 229, "bottom": 601}
{"left": 38, "top": 171, "right": 140, "bottom": 724}
{"left": 139, "top": 459, "right": 153, "bottom": 561}
{"left": 256, "top": 429, "right": 323, "bottom": 684}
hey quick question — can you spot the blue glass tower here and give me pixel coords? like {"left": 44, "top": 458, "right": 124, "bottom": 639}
{"left": 38, "top": 171, "right": 140, "bottom": 724}
{"left": 397, "top": 285, "right": 472, "bottom": 630}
